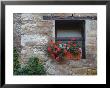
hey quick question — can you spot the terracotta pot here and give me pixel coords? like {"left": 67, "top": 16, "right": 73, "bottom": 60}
{"left": 58, "top": 60, "right": 67, "bottom": 64}
{"left": 57, "top": 58, "right": 67, "bottom": 64}
{"left": 73, "top": 53, "right": 81, "bottom": 60}
{"left": 77, "top": 53, "right": 81, "bottom": 60}
{"left": 72, "top": 54, "right": 77, "bottom": 60}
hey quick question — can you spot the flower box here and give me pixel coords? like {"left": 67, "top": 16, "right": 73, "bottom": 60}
{"left": 47, "top": 39, "right": 82, "bottom": 63}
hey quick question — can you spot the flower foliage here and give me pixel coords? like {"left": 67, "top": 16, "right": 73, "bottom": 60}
{"left": 47, "top": 38, "right": 82, "bottom": 63}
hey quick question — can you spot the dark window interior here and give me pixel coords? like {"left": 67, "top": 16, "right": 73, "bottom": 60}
{"left": 55, "top": 20, "right": 85, "bottom": 59}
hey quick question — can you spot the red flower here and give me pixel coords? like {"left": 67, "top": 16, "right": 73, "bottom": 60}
{"left": 51, "top": 54, "right": 55, "bottom": 59}
{"left": 64, "top": 49, "right": 67, "bottom": 54}
{"left": 55, "top": 56, "right": 60, "bottom": 62}
{"left": 49, "top": 40, "right": 54, "bottom": 45}
{"left": 47, "top": 47, "right": 51, "bottom": 52}
{"left": 57, "top": 48, "right": 61, "bottom": 52}
{"left": 54, "top": 45, "right": 58, "bottom": 49}
{"left": 73, "top": 43, "right": 77, "bottom": 47}
{"left": 68, "top": 41, "right": 71, "bottom": 44}
{"left": 64, "top": 44, "right": 66, "bottom": 47}
{"left": 71, "top": 38, "right": 76, "bottom": 41}
{"left": 54, "top": 51, "right": 57, "bottom": 54}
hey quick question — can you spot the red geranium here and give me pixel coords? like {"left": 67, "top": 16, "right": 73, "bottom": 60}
{"left": 49, "top": 40, "right": 54, "bottom": 45}
{"left": 55, "top": 57, "right": 60, "bottom": 62}
{"left": 47, "top": 47, "right": 51, "bottom": 52}
{"left": 64, "top": 44, "right": 66, "bottom": 47}
{"left": 54, "top": 45, "right": 58, "bottom": 49}
{"left": 47, "top": 40, "right": 81, "bottom": 62}
{"left": 57, "top": 47, "right": 61, "bottom": 52}
{"left": 51, "top": 54, "right": 55, "bottom": 59}
{"left": 68, "top": 41, "right": 71, "bottom": 44}
{"left": 66, "top": 52, "right": 73, "bottom": 60}
{"left": 64, "top": 49, "right": 67, "bottom": 54}
{"left": 73, "top": 43, "right": 77, "bottom": 47}
{"left": 53, "top": 51, "right": 57, "bottom": 54}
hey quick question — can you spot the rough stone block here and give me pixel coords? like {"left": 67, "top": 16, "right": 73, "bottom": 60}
{"left": 53, "top": 13, "right": 73, "bottom": 16}
{"left": 86, "top": 20, "right": 97, "bottom": 32}
{"left": 87, "top": 68, "right": 97, "bottom": 75}
{"left": 21, "top": 34, "right": 48, "bottom": 46}
{"left": 86, "top": 37, "right": 97, "bottom": 45}
{"left": 74, "top": 13, "right": 97, "bottom": 17}
{"left": 87, "top": 30, "right": 97, "bottom": 37}
{"left": 86, "top": 45, "right": 97, "bottom": 51}
{"left": 37, "top": 21, "right": 54, "bottom": 27}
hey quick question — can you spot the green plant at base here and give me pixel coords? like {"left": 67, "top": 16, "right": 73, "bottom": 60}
{"left": 26, "top": 57, "right": 46, "bottom": 75}
{"left": 16, "top": 57, "right": 46, "bottom": 75}
{"left": 13, "top": 47, "right": 20, "bottom": 75}
{"left": 13, "top": 48, "right": 46, "bottom": 75}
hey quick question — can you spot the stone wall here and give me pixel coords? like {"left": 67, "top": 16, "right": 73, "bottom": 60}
{"left": 20, "top": 13, "right": 55, "bottom": 67}
{"left": 13, "top": 13, "right": 22, "bottom": 54}
{"left": 85, "top": 20, "right": 97, "bottom": 60}
{"left": 14, "top": 13, "right": 97, "bottom": 75}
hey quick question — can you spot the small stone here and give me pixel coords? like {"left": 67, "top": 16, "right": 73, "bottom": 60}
{"left": 46, "top": 67, "right": 56, "bottom": 75}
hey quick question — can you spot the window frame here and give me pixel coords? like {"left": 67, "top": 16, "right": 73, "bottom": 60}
{"left": 55, "top": 20, "right": 85, "bottom": 59}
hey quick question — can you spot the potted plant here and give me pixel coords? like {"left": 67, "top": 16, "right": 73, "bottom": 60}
{"left": 47, "top": 39, "right": 82, "bottom": 64}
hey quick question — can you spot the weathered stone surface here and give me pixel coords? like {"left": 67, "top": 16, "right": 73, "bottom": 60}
{"left": 37, "top": 21, "right": 54, "bottom": 27}
{"left": 85, "top": 20, "right": 97, "bottom": 62}
{"left": 86, "top": 37, "right": 97, "bottom": 44}
{"left": 13, "top": 13, "right": 22, "bottom": 53}
{"left": 71, "top": 67, "right": 97, "bottom": 75}
{"left": 72, "top": 67, "right": 88, "bottom": 75}
{"left": 87, "top": 30, "right": 97, "bottom": 37}
{"left": 87, "top": 68, "right": 97, "bottom": 75}
{"left": 86, "top": 20, "right": 97, "bottom": 31}
{"left": 52, "top": 13, "right": 72, "bottom": 16}
{"left": 74, "top": 13, "right": 97, "bottom": 17}
{"left": 68, "top": 60, "right": 83, "bottom": 68}
{"left": 21, "top": 34, "right": 48, "bottom": 46}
